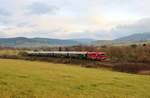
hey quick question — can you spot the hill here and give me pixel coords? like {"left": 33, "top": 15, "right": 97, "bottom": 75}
{"left": 91, "top": 33, "right": 150, "bottom": 46}
{"left": 0, "top": 59, "right": 150, "bottom": 98}
{"left": 0, "top": 37, "right": 79, "bottom": 47}
{"left": 1, "top": 33, "right": 150, "bottom": 47}
{"left": 90, "top": 40, "right": 113, "bottom": 46}
{"left": 115, "top": 32, "right": 150, "bottom": 42}
{"left": 71, "top": 38, "right": 96, "bottom": 44}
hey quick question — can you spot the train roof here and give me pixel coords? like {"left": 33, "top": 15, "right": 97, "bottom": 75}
{"left": 25, "top": 51, "right": 106, "bottom": 55}
{"left": 26, "top": 51, "right": 87, "bottom": 54}
{"left": 87, "top": 52, "right": 106, "bottom": 54}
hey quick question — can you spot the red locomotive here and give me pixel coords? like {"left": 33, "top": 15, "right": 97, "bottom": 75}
{"left": 87, "top": 52, "right": 107, "bottom": 60}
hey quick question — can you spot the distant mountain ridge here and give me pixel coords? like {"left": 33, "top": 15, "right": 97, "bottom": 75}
{"left": 71, "top": 38, "right": 96, "bottom": 43}
{"left": 0, "top": 32, "right": 150, "bottom": 47}
{"left": 0, "top": 37, "right": 79, "bottom": 47}
{"left": 91, "top": 32, "right": 150, "bottom": 46}
{"left": 114, "top": 32, "right": 150, "bottom": 42}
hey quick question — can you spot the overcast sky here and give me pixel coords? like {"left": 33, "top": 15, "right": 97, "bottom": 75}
{"left": 0, "top": 0, "right": 150, "bottom": 39}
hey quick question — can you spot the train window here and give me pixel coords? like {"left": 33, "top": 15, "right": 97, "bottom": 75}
{"left": 98, "top": 54, "right": 105, "bottom": 56}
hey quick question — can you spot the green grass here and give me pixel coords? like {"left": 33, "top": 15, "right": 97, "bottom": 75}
{"left": 0, "top": 49, "right": 19, "bottom": 55}
{"left": 0, "top": 59, "right": 150, "bottom": 98}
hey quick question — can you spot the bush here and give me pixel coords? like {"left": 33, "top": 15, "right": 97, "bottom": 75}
{"left": 113, "top": 63, "right": 150, "bottom": 73}
{"left": 101, "top": 44, "right": 150, "bottom": 63}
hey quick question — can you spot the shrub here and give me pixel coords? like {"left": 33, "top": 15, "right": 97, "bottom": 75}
{"left": 130, "top": 44, "right": 137, "bottom": 48}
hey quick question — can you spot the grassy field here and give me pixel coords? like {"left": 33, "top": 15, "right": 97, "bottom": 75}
{"left": 0, "top": 49, "right": 19, "bottom": 55}
{"left": 0, "top": 59, "right": 150, "bottom": 98}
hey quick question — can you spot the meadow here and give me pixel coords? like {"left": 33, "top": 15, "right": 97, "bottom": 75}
{"left": 0, "top": 49, "right": 18, "bottom": 55}
{"left": 0, "top": 59, "right": 150, "bottom": 98}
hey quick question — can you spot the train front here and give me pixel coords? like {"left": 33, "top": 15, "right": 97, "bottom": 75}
{"left": 96, "top": 52, "right": 107, "bottom": 61}
{"left": 87, "top": 52, "right": 107, "bottom": 61}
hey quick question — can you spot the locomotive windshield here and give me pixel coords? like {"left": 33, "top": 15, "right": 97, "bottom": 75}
{"left": 98, "top": 53, "right": 105, "bottom": 56}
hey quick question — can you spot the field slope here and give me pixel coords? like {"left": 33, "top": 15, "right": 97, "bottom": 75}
{"left": 0, "top": 59, "right": 150, "bottom": 98}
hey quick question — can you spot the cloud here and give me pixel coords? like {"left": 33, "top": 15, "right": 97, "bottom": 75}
{"left": 110, "top": 18, "right": 150, "bottom": 39}
{"left": 0, "top": 0, "right": 150, "bottom": 39}
{"left": 26, "top": 2, "right": 58, "bottom": 15}
{"left": 0, "top": 8, "right": 11, "bottom": 16}
{"left": 0, "top": 8, "right": 12, "bottom": 25}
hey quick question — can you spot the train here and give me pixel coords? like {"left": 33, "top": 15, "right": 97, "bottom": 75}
{"left": 22, "top": 51, "right": 107, "bottom": 61}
